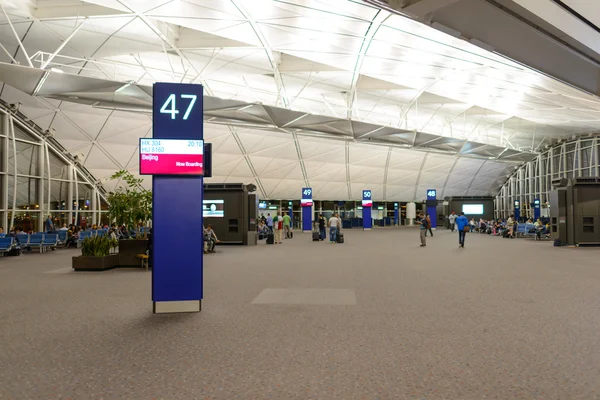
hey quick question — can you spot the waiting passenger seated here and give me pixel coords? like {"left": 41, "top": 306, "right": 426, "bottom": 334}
{"left": 204, "top": 224, "right": 219, "bottom": 254}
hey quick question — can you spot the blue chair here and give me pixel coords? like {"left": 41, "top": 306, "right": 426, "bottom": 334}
{"left": 17, "top": 234, "right": 29, "bottom": 247}
{"left": 28, "top": 234, "right": 44, "bottom": 253}
{"left": 97, "top": 230, "right": 106, "bottom": 238}
{"left": 0, "top": 237, "right": 14, "bottom": 255}
{"left": 43, "top": 234, "right": 59, "bottom": 251}
{"left": 58, "top": 230, "right": 68, "bottom": 243}
{"left": 0, "top": 233, "right": 5, "bottom": 238}
{"left": 77, "top": 231, "right": 92, "bottom": 247}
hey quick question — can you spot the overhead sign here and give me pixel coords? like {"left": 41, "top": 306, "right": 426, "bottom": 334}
{"left": 139, "top": 138, "right": 204, "bottom": 175}
{"left": 426, "top": 189, "right": 437, "bottom": 200}
{"left": 301, "top": 187, "right": 313, "bottom": 207}
{"left": 362, "top": 190, "right": 372, "bottom": 207}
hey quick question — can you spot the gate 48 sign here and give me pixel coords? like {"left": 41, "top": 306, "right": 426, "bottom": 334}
{"left": 426, "top": 189, "right": 437, "bottom": 200}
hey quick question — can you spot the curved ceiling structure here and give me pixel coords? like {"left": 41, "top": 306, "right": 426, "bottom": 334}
{"left": 1, "top": 0, "right": 600, "bottom": 200}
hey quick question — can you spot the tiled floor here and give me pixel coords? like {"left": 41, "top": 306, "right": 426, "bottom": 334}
{"left": 1, "top": 228, "right": 600, "bottom": 399}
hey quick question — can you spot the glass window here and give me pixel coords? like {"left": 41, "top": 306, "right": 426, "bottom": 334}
{"left": 13, "top": 125, "right": 37, "bottom": 141}
{"left": 76, "top": 182, "right": 92, "bottom": 211}
{"left": 100, "top": 197, "right": 109, "bottom": 211}
{"left": 8, "top": 176, "right": 39, "bottom": 210}
{"left": 566, "top": 152, "right": 574, "bottom": 172}
{"left": 50, "top": 212, "right": 70, "bottom": 228}
{"left": 100, "top": 212, "right": 111, "bottom": 226}
{"left": 48, "top": 150, "right": 69, "bottom": 180}
{"left": 47, "top": 180, "right": 70, "bottom": 210}
{"left": 8, "top": 140, "right": 40, "bottom": 176}
{"left": 12, "top": 211, "right": 40, "bottom": 233}
{"left": 75, "top": 212, "right": 93, "bottom": 228}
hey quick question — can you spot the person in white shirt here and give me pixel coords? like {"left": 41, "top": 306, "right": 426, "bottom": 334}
{"left": 448, "top": 212, "right": 457, "bottom": 232}
{"left": 328, "top": 214, "right": 340, "bottom": 243}
{"left": 273, "top": 213, "right": 282, "bottom": 244}
{"left": 506, "top": 215, "right": 515, "bottom": 238}
{"left": 59, "top": 224, "right": 68, "bottom": 231}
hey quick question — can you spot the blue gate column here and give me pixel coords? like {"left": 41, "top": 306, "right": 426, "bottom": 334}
{"left": 362, "top": 190, "right": 372, "bottom": 230}
{"left": 394, "top": 203, "right": 399, "bottom": 226}
{"left": 533, "top": 198, "right": 540, "bottom": 220}
{"left": 426, "top": 189, "right": 437, "bottom": 229}
{"left": 301, "top": 188, "right": 313, "bottom": 232}
{"left": 514, "top": 199, "right": 521, "bottom": 221}
{"left": 151, "top": 83, "right": 204, "bottom": 314}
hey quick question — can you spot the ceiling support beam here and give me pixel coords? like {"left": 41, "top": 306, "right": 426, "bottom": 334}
{"left": 0, "top": 4, "right": 34, "bottom": 67}
{"left": 347, "top": 9, "right": 389, "bottom": 119}
{"left": 345, "top": 141, "right": 352, "bottom": 200}
{"left": 412, "top": 153, "right": 429, "bottom": 201}
{"left": 439, "top": 157, "right": 460, "bottom": 199}
{"left": 465, "top": 160, "right": 488, "bottom": 194}
{"left": 41, "top": 18, "right": 87, "bottom": 69}
{"left": 292, "top": 132, "right": 310, "bottom": 188}
{"left": 382, "top": 147, "right": 393, "bottom": 200}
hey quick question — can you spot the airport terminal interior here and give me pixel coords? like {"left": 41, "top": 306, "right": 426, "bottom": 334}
{"left": 1, "top": 0, "right": 600, "bottom": 398}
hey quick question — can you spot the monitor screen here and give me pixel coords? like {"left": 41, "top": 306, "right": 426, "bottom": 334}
{"left": 462, "top": 204, "right": 484, "bottom": 215}
{"left": 139, "top": 138, "right": 204, "bottom": 175}
{"left": 258, "top": 202, "right": 267, "bottom": 209}
{"left": 203, "top": 200, "right": 224, "bottom": 218}
{"left": 301, "top": 199, "right": 313, "bottom": 207}
{"left": 362, "top": 200, "right": 372, "bottom": 207}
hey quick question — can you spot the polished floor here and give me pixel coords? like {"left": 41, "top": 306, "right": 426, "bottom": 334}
{"left": 1, "top": 227, "right": 600, "bottom": 399}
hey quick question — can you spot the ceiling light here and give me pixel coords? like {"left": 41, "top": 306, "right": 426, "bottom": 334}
{"left": 50, "top": 68, "right": 64, "bottom": 74}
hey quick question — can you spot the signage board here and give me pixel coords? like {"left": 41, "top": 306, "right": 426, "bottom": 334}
{"left": 140, "top": 138, "right": 204, "bottom": 175}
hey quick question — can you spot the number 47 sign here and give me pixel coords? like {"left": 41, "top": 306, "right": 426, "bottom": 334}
{"left": 160, "top": 94, "right": 198, "bottom": 120}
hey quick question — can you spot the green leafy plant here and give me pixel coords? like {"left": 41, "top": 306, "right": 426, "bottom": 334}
{"left": 107, "top": 170, "right": 152, "bottom": 239}
{"left": 81, "top": 235, "right": 119, "bottom": 257}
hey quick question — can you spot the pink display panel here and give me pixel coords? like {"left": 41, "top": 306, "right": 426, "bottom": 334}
{"left": 362, "top": 200, "right": 372, "bottom": 207}
{"left": 139, "top": 139, "right": 204, "bottom": 175}
{"left": 301, "top": 199, "right": 313, "bottom": 207}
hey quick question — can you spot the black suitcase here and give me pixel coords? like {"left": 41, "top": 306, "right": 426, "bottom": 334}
{"left": 336, "top": 232, "right": 344, "bottom": 244}
{"left": 288, "top": 231, "right": 293, "bottom": 239}
{"left": 266, "top": 234, "right": 274, "bottom": 244}
{"left": 312, "top": 231, "right": 320, "bottom": 241}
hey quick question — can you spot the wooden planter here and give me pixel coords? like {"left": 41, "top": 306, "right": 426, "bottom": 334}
{"left": 72, "top": 254, "right": 119, "bottom": 271}
{"left": 118, "top": 239, "right": 149, "bottom": 267}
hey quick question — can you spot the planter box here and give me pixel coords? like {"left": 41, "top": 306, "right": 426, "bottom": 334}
{"left": 118, "top": 239, "right": 149, "bottom": 267}
{"left": 72, "top": 254, "right": 119, "bottom": 271}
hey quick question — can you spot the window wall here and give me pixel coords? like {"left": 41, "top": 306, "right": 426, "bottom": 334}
{"left": 0, "top": 104, "right": 108, "bottom": 232}
{"left": 495, "top": 137, "right": 600, "bottom": 219}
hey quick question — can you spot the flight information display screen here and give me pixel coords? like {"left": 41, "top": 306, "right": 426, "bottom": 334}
{"left": 139, "top": 139, "right": 204, "bottom": 175}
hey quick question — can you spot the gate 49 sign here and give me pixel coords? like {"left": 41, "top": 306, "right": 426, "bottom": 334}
{"left": 301, "top": 187, "right": 313, "bottom": 207}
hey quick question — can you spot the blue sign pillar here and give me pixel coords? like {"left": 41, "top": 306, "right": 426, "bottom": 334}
{"left": 152, "top": 83, "right": 203, "bottom": 314}
{"left": 426, "top": 189, "right": 437, "bottom": 228}
{"left": 394, "top": 203, "right": 399, "bottom": 226}
{"left": 362, "top": 190, "right": 372, "bottom": 230}
{"left": 514, "top": 199, "right": 521, "bottom": 221}
{"left": 533, "top": 199, "right": 540, "bottom": 220}
{"left": 301, "top": 188, "right": 312, "bottom": 232}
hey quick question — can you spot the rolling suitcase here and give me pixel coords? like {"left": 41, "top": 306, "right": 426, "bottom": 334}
{"left": 266, "top": 233, "right": 274, "bottom": 244}
{"left": 336, "top": 232, "right": 344, "bottom": 244}
{"left": 312, "top": 231, "right": 320, "bottom": 241}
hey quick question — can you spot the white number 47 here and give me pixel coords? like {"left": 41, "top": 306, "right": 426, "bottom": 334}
{"left": 160, "top": 94, "right": 197, "bottom": 120}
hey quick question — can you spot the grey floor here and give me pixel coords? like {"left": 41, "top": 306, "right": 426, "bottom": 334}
{"left": 1, "top": 228, "right": 600, "bottom": 399}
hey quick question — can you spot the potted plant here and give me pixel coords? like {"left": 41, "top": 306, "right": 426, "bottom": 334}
{"left": 107, "top": 170, "right": 152, "bottom": 267}
{"left": 72, "top": 235, "right": 119, "bottom": 271}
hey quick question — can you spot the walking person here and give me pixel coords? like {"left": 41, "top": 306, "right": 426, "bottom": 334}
{"left": 282, "top": 212, "right": 292, "bottom": 239}
{"left": 273, "top": 213, "right": 283, "bottom": 244}
{"left": 424, "top": 214, "right": 433, "bottom": 237}
{"left": 328, "top": 213, "right": 339, "bottom": 243}
{"left": 456, "top": 211, "right": 469, "bottom": 248}
{"left": 419, "top": 213, "right": 427, "bottom": 247}
{"left": 318, "top": 214, "right": 326, "bottom": 241}
{"left": 448, "top": 212, "right": 457, "bottom": 232}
